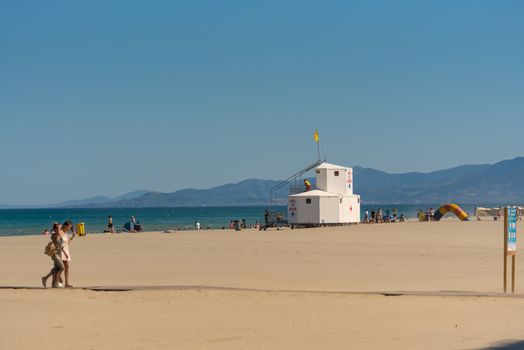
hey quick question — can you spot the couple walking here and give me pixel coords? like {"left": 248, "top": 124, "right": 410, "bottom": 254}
{"left": 42, "top": 220, "right": 75, "bottom": 288}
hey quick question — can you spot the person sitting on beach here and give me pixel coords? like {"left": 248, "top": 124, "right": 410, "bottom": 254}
{"left": 134, "top": 221, "right": 143, "bottom": 232}
{"left": 42, "top": 223, "right": 66, "bottom": 288}
{"left": 41, "top": 229, "right": 50, "bottom": 235}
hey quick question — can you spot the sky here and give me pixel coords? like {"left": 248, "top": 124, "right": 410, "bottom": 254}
{"left": 1, "top": 0, "right": 523, "bottom": 205}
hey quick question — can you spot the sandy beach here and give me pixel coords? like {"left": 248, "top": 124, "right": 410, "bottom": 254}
{"left": 2, "top": 220, "right": 524, "bottom": 349}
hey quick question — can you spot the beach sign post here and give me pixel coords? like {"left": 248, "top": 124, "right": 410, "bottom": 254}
{"left": 503, "top": 207, "right": 517, "bottom": 293}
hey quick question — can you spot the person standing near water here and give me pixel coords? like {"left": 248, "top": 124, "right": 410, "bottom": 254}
{"left": 107, "top": 215, "right": 114, "bottom": 233}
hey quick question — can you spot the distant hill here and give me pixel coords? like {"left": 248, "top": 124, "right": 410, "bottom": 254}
{"left": 113, "top": 190, "right": 150, "bottom": 201}
{"left": 82, "top": 180, "right": 282, "bottom": 208}
{"left": 354, "top": 157, "right": 524, "bottom": 204}
{"left": 42, "top": 190, "right": 150, "bottom": 208}
{"left": 6, "top": 157, "right": 524, "bottom": 208}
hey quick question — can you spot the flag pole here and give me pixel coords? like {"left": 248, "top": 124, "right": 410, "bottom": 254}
{"left": 317, "top": 138, "right": 320, "bottom": 161}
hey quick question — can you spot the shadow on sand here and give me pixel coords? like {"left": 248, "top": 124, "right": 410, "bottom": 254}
{"left": 482, "top": 340, "right": 524, "bottom": 349}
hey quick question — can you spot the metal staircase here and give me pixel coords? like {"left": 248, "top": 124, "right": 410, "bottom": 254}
{"left": 269, "top": 159, "right": 324, "bottom": 208}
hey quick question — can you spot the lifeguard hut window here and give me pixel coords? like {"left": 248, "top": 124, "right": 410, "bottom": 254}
{"left": 306, "top": 198, "right": 312, "bottom": 204}
{"left": 334, "top": 171, "right": 340, "bottom": 176}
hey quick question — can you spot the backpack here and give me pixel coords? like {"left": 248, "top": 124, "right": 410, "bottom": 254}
{"left": 44, "top": 242, "right": 56, "bottom": 256}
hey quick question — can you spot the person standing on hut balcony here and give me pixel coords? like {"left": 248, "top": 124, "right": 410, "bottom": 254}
{"left": 304, "top": 179, "right": 311, "bottom": 192}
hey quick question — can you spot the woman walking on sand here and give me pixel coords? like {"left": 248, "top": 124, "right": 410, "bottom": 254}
{"left": 42, "top": 223, "right": 66, "bottom": 288}
{"left": 60, "top": 220, "right": 76, "bottom": 288}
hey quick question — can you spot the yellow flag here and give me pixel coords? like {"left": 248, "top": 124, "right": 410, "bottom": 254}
{"left": 313, "top": 129, "right": 319, "bottom": 143}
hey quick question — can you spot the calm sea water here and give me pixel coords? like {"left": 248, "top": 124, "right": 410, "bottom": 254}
{"left": 0, "top": 204, "right": 482, "bottom": 237}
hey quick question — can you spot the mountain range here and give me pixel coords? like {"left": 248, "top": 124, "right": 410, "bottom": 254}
{"left": 2, "top": 157, "right": 523, "bottom": 208}
{"left": 354, "top": 157, "right": 524, "bottom": 204}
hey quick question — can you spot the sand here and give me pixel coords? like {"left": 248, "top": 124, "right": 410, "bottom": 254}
{"left": 1, "top": 220, "right": 524, "bottom": 349}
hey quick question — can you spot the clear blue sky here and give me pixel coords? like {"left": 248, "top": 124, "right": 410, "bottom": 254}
{"left": 1, "top": 0, "right": 523, "bottom": 205}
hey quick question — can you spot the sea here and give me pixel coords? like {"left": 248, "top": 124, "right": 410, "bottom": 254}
{"left": 0, "top": 204, "right": 485, "bottom": 237}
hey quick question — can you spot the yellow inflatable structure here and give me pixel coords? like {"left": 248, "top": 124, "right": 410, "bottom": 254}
{"left": 433, "top": 204, "right": 469, "bottom": 221}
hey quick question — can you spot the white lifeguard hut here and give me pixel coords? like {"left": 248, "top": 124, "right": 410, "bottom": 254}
{"left": 287, "top": 162, "right": 361, "bottom": 226}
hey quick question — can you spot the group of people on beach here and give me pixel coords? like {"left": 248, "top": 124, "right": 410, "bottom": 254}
{"left": 42, "top": 220, "right": 75, "bottom": 288}
{"left": 104, "top": 215, "right": 143, "bottom": 233}
{"left": 418, "top": 208, "right": 436, "bottom": 221}
{"left": 228, "top": 219, "right": 261, "bottom": 230}
{"left": 363, "top": 208, "right": 405, "bottom": 223}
